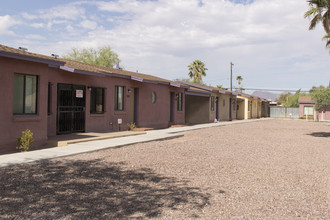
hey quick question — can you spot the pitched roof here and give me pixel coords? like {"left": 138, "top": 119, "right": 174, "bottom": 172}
{"left": 178, "top": 81, "right": 269, "bottom": 102}
{"left": 177, "top": 81, "right": 231, "bottom": 94}
{"left": 0, "top": 44, "right": 182, "bottom": 87}
{"left": 298, "top": 96, "right": 315, "bottom": 104}
{"left": 0, "top": 44, "right": 65, "bottom": 66}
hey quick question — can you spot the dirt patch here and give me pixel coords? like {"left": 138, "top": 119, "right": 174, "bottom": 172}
{"left": 0, "top": 119, "right": 329, "bottom": 219}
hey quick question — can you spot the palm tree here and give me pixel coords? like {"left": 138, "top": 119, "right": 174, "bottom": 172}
{"left": 323, "top": 34, "right": 330, "bottom": 48}
{"left": 188, "top": 60, "right": 208, "bottom": 84}
{"left": 236, "top": 76, "right": 243, "bottom": 86}
{"left": 236, "top": 75, "right": 243, "bottom": 92}
{"left": 304, "top": 0, "right": 330, "bottom": 48}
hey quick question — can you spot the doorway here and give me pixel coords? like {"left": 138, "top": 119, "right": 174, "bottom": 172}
{"left": 216, "top": 97, "right": 219, "bottom": 120}
{"left": 129, "top": 88, "right": 138, "bottom": 124}
{"left": 57, "top": 83, "right": 86, "bottom": 134}
{"left": 169, "top": 92, "right": 175, "bottom": 122}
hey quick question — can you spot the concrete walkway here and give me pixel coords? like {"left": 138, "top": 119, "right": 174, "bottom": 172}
{"left": 0, "top": 118, "right": 270, "bottom": 168}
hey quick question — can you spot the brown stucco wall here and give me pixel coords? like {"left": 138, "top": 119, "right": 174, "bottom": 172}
{"left": 0, "top": 57, "right": 50, "bottom": 153}
{"left": 316, "top": 107, "right": 330, "bottom": 121}
{"left": 0, "top": 56, "right": 185, "bottom": 153}
{"left": 136, "top": 83, "right": 185, "bottom": 128}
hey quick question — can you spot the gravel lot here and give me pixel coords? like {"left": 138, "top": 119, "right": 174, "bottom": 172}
{"left": 0, "top": 119, "right": 329, "bottom": 219}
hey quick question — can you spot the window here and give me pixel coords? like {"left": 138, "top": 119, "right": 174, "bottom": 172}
{"left": 13, "top": 73, "right": 37, "bottom": 114}
{"left": 211, "top": 96, "right": 215, "bottom": 111}
{"left": 304, "top": 106, "right": 313, "bottom": 115}
{"left": 115, "top": 86, "right": 124, "bottom": 111}
{"left": 90, "top": 87, "right": 105, "bottom": 114}
{"left": 177, "top": 92, "right": 183, "bottom": 111}
{"left": 151, "top": 92, "right": 156, "bottom": 104}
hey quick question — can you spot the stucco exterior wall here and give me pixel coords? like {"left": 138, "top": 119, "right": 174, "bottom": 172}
{"left": 137, "top": 83, "right": 185, "bottom": 128}
{"left": 218, "top": 94, "right": 231, "bottom": 121}
{"left": 316, "top": 107, "right": 330, "bottom": 121}
{"left": 252, "top": 100, "right": 258, "bottom": 118}
{"left": 237, "top": 100, "right": 245, "bottom": 120}
{"left": 0, "top": 57, "right": 50, "bottom": 153}
{"left": 231, "top": 95, "right": 237, "bottom": 120}
{"left": 0, "top": 56, "right": 185, "bottom": 153}
{"left": 299, "top": 103, "right": 314, "bottom": 117}
{"left": 185, "top": 95, "right": 210, "bottom": 124}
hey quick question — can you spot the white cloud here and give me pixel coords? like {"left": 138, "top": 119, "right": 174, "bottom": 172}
{"left": 38, "top": 4, "right": 85, "bottom": 20}
{"left": 25, "top": 34, "right": 46, "bottom": 40}
{"left": 9, "top": 0, "right": 328, "bottom": 90}
{"left": 30, "top": 23, "right": 45, "bottom": 28}
{"left": 0, "top": 15, "right": 19, "bottom": 36}
{"left": 80, "top": 20, "right": 98, "bottom": 29}
{"left": 21, "top": 12, "right": 38, "bottom": 20}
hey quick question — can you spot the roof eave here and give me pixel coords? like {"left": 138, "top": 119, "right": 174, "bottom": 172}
{"left": 0, "top": 50, "right": 65, "bottom": 67}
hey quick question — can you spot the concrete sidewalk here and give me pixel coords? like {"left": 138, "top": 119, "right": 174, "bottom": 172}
{"left": 0, "top": 118, "right": 270, "bottom": 168}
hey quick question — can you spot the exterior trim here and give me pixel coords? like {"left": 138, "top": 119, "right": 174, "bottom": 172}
{"left": 185, "top": 90, "right": 211, "bottom": 97}
{"left": 0, "top": 50, "right": 65, "bottom": 67}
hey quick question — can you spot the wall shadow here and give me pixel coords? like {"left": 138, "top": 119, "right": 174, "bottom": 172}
{"left": 307, "top": 132, "right": 330, "bottom": 138}
{"left": 0, "top": 159, "right": 210, "bottom": 219}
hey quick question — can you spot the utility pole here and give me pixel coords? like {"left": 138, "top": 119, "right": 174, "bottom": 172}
{"left": 230, "top": 62, "right": 234, "bottom": 91}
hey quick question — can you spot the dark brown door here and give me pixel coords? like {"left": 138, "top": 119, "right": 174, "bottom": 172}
{"left": 57, "top": 83, "right": 85, "bottom": 134}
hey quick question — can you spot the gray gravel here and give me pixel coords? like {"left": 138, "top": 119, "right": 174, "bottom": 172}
{"left": 0, "top": 119, "right": 329, "bottom": 219}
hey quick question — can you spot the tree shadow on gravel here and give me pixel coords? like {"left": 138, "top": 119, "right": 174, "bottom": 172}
{"left": 0, "top": 159, "right": 210, "bottom": 219}
{"left": 307, "top": 132, "right": 330, "bottom": 138}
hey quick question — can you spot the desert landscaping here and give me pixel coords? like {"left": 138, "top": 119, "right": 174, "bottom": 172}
{"left": 0, "top": 119, "right": 329, "bottom": 219}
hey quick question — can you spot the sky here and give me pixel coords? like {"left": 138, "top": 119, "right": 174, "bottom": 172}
{"left": 0, "top": 0, "right": 329, "bottom": 94}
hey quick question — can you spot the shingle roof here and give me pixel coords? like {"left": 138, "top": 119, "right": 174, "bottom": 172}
{"left": 177, "top": 81, "right": 230, "bottom": 94}
{"left": 178, "top": 81, "right": 269, "bottom": 101}
{"left": 0, "top": 44, "right": 65, "bottom": 66}
{"left": 298, "top": 96, "right": 315, "bottom": 103}
{"left": 0, "top": 44, "right": 179, "bottom": 86}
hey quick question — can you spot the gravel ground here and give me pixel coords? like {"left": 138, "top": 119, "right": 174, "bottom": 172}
{"left": 0, "top": 119, "right": 329, "bottom": 219}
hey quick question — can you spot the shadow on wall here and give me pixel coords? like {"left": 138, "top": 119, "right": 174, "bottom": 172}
{"left": 0, "top": 159, "right": 210, "bottom": 219}
{"left": 307, "top": 132, "right": 330, "bottom": 138}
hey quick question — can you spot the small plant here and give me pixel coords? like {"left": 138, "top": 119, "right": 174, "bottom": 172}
{"left": 127, "top": 122, "right": 136, "bottom": 131}
{"left": 299, "top": 116, "right": 314, "bottom": 120}
{"left": 17, "top": 129, "right": 34, "bottom": 152}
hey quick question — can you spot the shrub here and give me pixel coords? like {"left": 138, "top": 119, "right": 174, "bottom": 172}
{"left": 299, "top": 116, "right": 314, "bottom": 120}
{"left": 127, "top": 122, "right": 136, "bottom": 131}
{"left": 17, "top": 129, "right": 34, "bottom": 152}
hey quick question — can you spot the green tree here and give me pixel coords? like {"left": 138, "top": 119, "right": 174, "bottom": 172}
{"left": 217, "top": 85, "right": 225, "bottom": 89}
{"left": 276, "top": 90, "right": 306, "bottom": 107}
{"left": 63, "top": 46, "right": 120, "bottom": 68}
{"left": 187, "top": 60, "right": 208, "bottom": 84}
{"left": 304, "top": 0, "right": 330, "bottom": 48}
{"left": 174, "top": 78, "right": 193, "bottom": 83}
{"left": 309, "top": 85, "right": 330, "bottom": 109}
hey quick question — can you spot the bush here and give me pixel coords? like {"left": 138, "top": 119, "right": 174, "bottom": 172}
{"left": 299, "top": 116, "right": 314, "bottom": 120}
{"left": 127, "top": 122, "right": 136, "bottom": 131}
{"left": 17, "top": 129, "right": 34, "bottom": 152}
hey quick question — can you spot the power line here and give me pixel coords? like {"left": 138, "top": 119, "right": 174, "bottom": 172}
{"left": 235, "top": 88, "right": 310, "bottom": 92}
